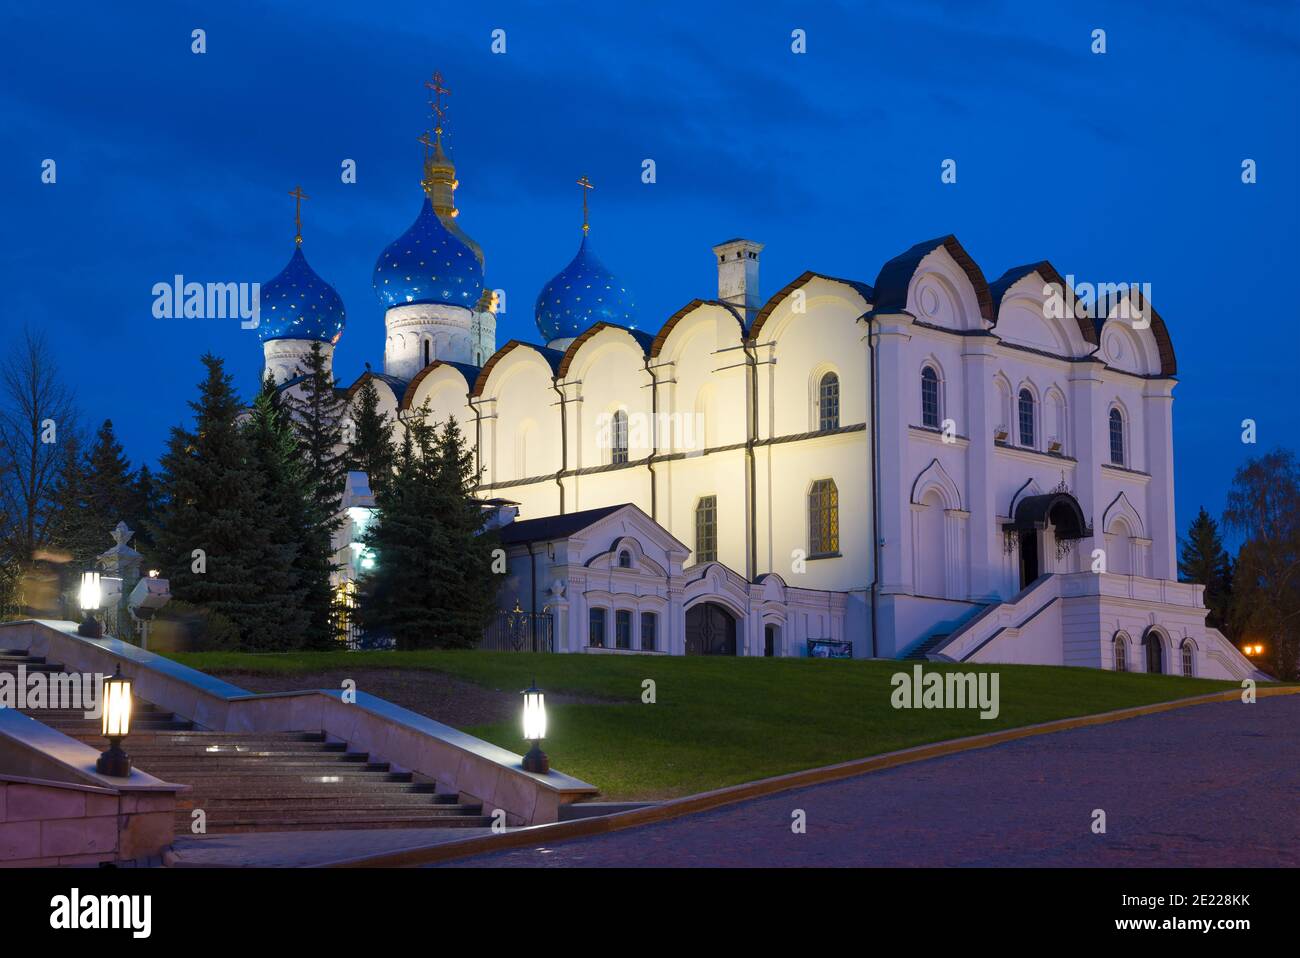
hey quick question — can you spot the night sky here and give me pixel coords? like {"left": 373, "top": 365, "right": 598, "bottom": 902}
{"left": 2, "top": 1, "right": 1296, "bottom": 539}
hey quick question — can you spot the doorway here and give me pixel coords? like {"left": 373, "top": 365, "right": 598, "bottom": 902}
{"left": 685, "top": 602, "right": 737, "bottom": 656}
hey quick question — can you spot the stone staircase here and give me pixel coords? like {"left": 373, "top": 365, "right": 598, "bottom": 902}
{"left": 903, "top": 633, "right": 950, "bottom": 660}
{"left": 0, "top": 651, "right": 494, "bottom": 833}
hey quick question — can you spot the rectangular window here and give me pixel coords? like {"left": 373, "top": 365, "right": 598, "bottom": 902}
{"left": 640, "top": 612, "right": 657, "bottom": 651}
{"left": 588, "top": 608, "right": 606, "bottom": 648}
{"left": 695, "top": 496, "right": 718, "bottom": 563}
{"left": 612, "top": 411, "right": 629, "bottom": 466}
{"left": 615, "top": 610, "right": 632, "bottom": 650}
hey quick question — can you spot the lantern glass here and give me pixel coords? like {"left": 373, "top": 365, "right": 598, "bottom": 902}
{"left": 102, "top": 673, "right": 132, "bottom": 738}
{"left": 79, "top": 571, "right": 102, "bottom": 612}
{"left": 522, "top": 690, "right": 546, "bottom": 741}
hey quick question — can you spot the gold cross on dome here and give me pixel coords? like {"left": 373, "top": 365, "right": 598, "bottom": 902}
{"left": 288, "top": 185, "right": 309, "bottom": 245}
{"left": 426, "top": 70, "right": 450, "bottom": 138}
{"left": 577, "top": 174, "right": 594, "bottom": 233}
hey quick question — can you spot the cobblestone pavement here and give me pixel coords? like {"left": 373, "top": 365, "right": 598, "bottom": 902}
{"left": 444, "top": 695, "right": 1300, "bottom": 867}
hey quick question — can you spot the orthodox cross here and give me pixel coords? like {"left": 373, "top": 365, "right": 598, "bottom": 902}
{"left": 577, "top": 174, "right": 594, "bottom": 233}
{"left": 288, "top": 185, "right": 309, "bottom": 245}
{"left": 426, "top": 70, "right": 450, "bottom": 141}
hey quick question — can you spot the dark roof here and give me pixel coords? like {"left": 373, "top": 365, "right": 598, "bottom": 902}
{"left": 343, "top": 370, "right": 409, "bottom": 401}
{"left": 872, "top": 235, "right": 993, "bottom": 322}
{"left": 496, "top": 504, "right": 630, "bottom": 545}
{"left": 1003, "top": 492, "right": 1092, "bottom": 540}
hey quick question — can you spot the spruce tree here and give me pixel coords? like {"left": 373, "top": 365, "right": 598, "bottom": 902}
{"left": 82, "top": 420, "right": 136, "bottom": 546}
{"left": 356, "top": 417, "right": 443, "bottom": 648}
{"left": 356, "top": 408, "right": 498, "bottom": 649}
{"left": 281, "top": 342, "right": 347, "bottom": 646}
{"left": 428, "top": 415, "right": 498, "bottom": 646}
{"left": 48, "top": 434, "right": 94, "bottom": 562}
{"left": 149, "top": 355, "right": 284, "bottom": 649}
{"left": 130, "top": 463, "right": 159, "bottom": 556}
{"left": 1178, "top": 506, "right": 1234, "bottom": 636}
{"left": 240, "top": 378, "right": 312, "bottom": 648}
{"left": 347, "top": 378, "right": 394, "bottom": 495}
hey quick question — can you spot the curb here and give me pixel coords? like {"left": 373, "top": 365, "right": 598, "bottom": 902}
{"left": 322, "top": 683, "right": 1300, "bottom": 868}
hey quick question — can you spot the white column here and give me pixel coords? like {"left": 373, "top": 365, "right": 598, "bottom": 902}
{"left": 1143, "top": 382, "right": 1177, "bottom": 580}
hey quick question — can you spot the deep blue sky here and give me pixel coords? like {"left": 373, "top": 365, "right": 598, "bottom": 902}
{"left": 2, "top": 1, "right": 1296, "bottom": 541}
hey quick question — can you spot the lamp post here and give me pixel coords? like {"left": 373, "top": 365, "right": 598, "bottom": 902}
{"left": 77, "top": 571, "right": 103, "bottom": 638}
{"left": 95, "top": 664, "right": 133, "bottom": 777}
{"left": 521, "top": 679, "right": 548, "bottom": 774}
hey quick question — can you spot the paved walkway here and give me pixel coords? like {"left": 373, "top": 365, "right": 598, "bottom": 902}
{"left": 173, "top": 827, "right": 497, "bottom": 867}
{"left": 443, "top": 695, "right": 1300, "bottom": 867}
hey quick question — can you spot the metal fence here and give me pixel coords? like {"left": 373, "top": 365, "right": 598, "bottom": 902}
{"left": 480, "top": 607, "right": 555, "bottom": 653}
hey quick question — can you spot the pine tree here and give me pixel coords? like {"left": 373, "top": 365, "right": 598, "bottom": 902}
{"left": 1178, "top": 506, "right": 1234, "bottom": 636}
{"left": 347, "top": 378, "right": 394, "bottom": 495}
{"left": 240, "top": 377, "right": 313, "bottom": 648}
{"left": 281, "top": 342, "right": 347, "bottom": 646}
{"left": 149, "top": 355, "right": 284, "bottom": 649}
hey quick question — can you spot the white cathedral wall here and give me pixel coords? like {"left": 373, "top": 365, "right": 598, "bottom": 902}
{"left": 871, "top": 253, "right": 1181, "bottom": 657}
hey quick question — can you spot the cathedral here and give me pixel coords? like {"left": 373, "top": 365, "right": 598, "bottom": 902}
{"left": 253, "top": 79, "right": 1260, "bottom": 681}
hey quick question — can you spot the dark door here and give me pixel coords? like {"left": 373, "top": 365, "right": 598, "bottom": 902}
{"left": 1145, "top": 634, "right": 1163, "bottom": 674}
{"left": 764, "top": 625, "right": 775, "bottom": 657}
{"left": 1018, "top": 530, "right": 1039, "bottom": 589}
{"left": 685, "top": 602, "right": 737, "bottom": 656}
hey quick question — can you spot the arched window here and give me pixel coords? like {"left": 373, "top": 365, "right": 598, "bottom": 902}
{"left": 695, "top": 496, "right": 717, "bottom": 563}
{"left": 921, "top": 366, "right": 940, "bottom": 428}
{"left": 1018, "top": 389, "right": 1036, "bottom": 448}
{"left": 809, "top": 478, "right": 840, "bottom": 556}
{"left": 618, "top": 549, "right": 631, "bottom": 568}
{"left": 611, "top": 410, "right": 629, "bottom": 465}
{"left": 588, "top": 608, "right": 607, "bottom": 648}
{"left": 818, "top": 372, "right": 840, "bottom": 431}
{"left": 1114, "top": 633, "right": 1128, "bottom": 672}
{"left": 1181, "top": 640, "right": 1194, "bottom": 677}
{"left": 1109, "top": 408, "right": 1125, "bottom": 466}
{"left": 423, "top": 338, "right": 431, "bottom": 367}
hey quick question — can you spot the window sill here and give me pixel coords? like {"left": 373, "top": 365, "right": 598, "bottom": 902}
{"left": 807, "top": 552, "right": 842, "bottom": 560}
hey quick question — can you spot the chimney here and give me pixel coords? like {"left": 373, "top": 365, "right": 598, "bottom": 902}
{"left": 712, "top": 238, "right": 763, "bottom": 321}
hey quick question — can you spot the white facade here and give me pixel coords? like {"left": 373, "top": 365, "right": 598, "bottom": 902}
{"left": 276, "top": 233, "right": 1262, "bottom": 681}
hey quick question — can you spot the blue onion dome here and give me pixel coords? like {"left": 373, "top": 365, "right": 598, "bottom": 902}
{"left": 257, "top": 245, "right": 347, "bottom": 344}
{"left": 373, "top": 197, "right": 484, "bottom": 309}
{"left": 535, "top": 233, "right": 638, "bottom": 342}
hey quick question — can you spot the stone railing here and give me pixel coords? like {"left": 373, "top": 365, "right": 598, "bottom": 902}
{"left": 1, "top": 619, "right": 598, "bottom": 825}
{"left": 0, "top": 706, "right": 184, "bottom": 866}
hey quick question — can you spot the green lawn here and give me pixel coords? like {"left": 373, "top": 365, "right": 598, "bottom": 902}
{"left": 169, "top": 651, "right": 1243, "bottom": 800}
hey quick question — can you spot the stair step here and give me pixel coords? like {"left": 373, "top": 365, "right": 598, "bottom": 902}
{"left": 181, "top": 793, "right": 465, "bottom": 810}
{"left": 189, "top": 815, "right": 496, "bottom": 833}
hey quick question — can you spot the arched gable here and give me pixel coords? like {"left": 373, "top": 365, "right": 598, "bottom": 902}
{"left": 398, "top": 360, "right": 477, "bottom": 411}
{"left": 1102, "top": 491, "right": 1145, "bottom": 537}
{"left": 910, "top": 458, "right": 962, "bottom": 511}
{"left": 650, "top": 300, "right": 745, "bottom": 360}
{"left": 343, "top": 371, "right": 403, "bottom": 421}
{"left": 749, "top": 272, "right": 873, "bottom": 342}
{"left": 471, "top": 340, "right": 564, "bottom": 398}
{"left": 872, "top": 236, "right": 992, "bottom": 329}
{"left": 682, "top": 561, "right": 750, "bottom": 618}
{"left": 988, "top": 262, "right": 1098, "bottom": 354}
{"left": 585, "top": 535, "right": 670, "bottom": 578}
{"left": 1097, "top": 288, "right": 1176, "bottom": 377}
{"left": 557, "top": 322, "right": 653, "bottom": 379}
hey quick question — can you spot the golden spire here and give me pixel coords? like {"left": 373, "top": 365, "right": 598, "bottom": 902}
{"left": 577, "top": 174, "right": 594, "bottom": 234}
{"left": 288, "top": 185, "right": 309, "bottom": 245}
